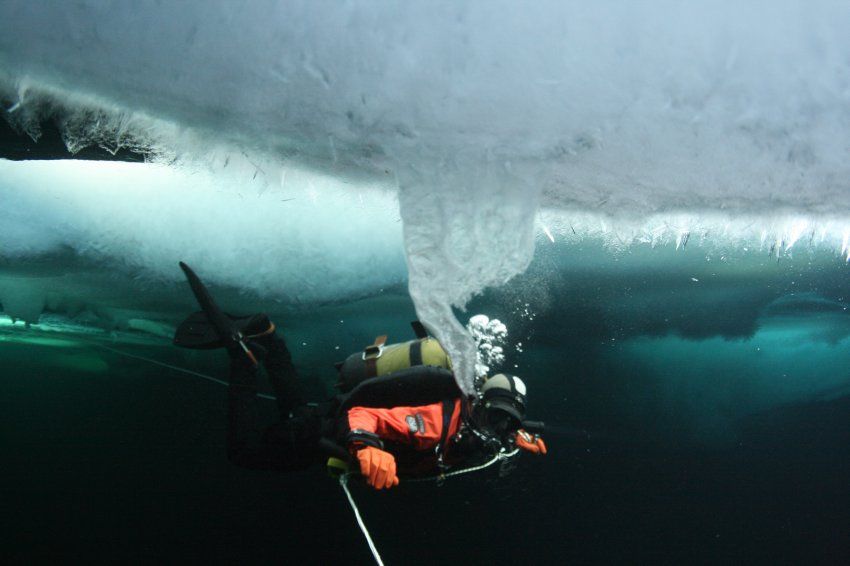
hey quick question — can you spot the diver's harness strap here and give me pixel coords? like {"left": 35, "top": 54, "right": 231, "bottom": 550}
{"left": 435, "top": 398, "right": 456, "bottom": 471}
{"left": 409, "top": 338, "right": 423, "bottom": 366}
{"left": 362, "top": 335, "right": 388, "bottom": 378}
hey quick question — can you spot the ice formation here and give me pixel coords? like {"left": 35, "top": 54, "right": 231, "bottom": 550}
{"left": 1, "top": 1, "right": 850, "bottom": 394}
{"left": 0, "top": 159, "right": 405, "bottom": 302}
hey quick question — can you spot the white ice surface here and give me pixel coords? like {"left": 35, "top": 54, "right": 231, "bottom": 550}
{"left": 0, "top": 159, "right": 405, "bottom": 302}
{"left": 2, "top": 1, "right": 850, "bottom": 393}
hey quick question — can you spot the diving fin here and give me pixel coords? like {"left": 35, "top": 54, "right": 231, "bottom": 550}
{"left": 173, "top": 311, "right": 272, "bottom": 350}
{"left": 176, "top": 262, "right": 272, "bottom": 365}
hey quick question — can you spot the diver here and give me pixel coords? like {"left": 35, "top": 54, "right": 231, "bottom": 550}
{"left": 174, "top": 262, "right": 547, "bottom": 489}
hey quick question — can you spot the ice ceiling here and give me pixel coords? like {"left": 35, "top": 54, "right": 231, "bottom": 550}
{"left": 1, "top": 1, "right": 849, "bottom": 393}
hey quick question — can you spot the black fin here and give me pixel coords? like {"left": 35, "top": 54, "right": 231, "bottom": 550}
{"left": 175, "top": 262, "right": 270, "bottom": 360}
{"left": 173, "top": 311, "right": 220, "bottom": 349}
{"left": 173, "top": 311, "right": 269, "bottom": 350}
{"left": 179, "top": 262, "right": 233, "bottom": 342}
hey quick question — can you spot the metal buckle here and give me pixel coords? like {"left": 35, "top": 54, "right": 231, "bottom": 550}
{"left": 362, "top": 344, "right": 384, "bottom": 360}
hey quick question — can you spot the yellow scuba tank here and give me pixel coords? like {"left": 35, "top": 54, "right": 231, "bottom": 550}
{"left": 334, "top": 322, "right": 452, "bottom": 392}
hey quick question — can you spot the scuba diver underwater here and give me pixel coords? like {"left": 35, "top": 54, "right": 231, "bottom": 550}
{"left": 173, "top": 262, "right": 547, "bottom": 490}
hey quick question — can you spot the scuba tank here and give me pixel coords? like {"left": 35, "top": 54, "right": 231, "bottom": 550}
{"left": 334, "top": 321, "right": 452, "bottom": 392}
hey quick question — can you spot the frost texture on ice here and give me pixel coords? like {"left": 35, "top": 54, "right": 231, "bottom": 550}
{"left": 0, "top": 159, "right": 406, "bottom": 302}
{"left": 2, "top": 0, "right": 850, "bottom": 393}
{"left": 3, "top": 1, "right": 848, "bottom": 216}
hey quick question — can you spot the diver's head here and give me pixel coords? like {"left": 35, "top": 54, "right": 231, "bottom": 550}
{"left": 472, "top": 373, "right": 527, "bottom": 440}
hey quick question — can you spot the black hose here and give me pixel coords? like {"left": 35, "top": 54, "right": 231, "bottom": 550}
{"left": 319, "top": 437, "right": 352, "bottom": 463}
{"left": 521, "top": 420, "right": 545, "bottom": 434}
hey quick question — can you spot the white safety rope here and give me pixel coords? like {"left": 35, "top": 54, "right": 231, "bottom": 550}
{"left": 339, "top": 447, "right": 519, "bottom": 564}
{"left": 339, "top": 474, "right": 386, "bottom": 566}
{"left": 81, "top": 338, "right": 276, "bottom": 400}
{"left": 406, "top": 447, "right": 520, "bottom": 482}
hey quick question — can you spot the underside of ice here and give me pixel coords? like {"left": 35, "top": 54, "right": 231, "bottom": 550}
{"left": 2, "top": 0, "right": 850, "bottom": 394}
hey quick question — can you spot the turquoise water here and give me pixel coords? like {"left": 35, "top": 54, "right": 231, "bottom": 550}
{"left": 3, "top": 242, "right": 850, "bottom": 563}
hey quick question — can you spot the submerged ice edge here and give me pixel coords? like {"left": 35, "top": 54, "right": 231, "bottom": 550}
{"left": 536, "top": 211, "right": 850, "bottom": 262}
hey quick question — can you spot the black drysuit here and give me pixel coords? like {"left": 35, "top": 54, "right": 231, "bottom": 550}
{"left": 225, "top": 333, "right": 486, "bottom": 474}
{"left": 226, "top": 334, "right": 325, "bottom": 471}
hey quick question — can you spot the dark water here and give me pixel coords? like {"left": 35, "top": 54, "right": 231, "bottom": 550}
{"left": 3, "top": 244, "right": 850, "bottom": 564}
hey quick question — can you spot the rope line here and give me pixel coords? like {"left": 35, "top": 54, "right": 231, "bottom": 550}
{"left": 405, "top": 448, "right": 520, "bottom": 482}
{"left": 338, "top": 448, "right": 519, "bottom": 565}
{"left": 82, "top": 339, "right": 276, "bottom": 400}
{"left": 340, "top": 474, "right": 385, "bottom": 566}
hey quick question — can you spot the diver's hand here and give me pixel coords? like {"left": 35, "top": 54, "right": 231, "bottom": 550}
{"left": 356, "top": 446, "right": 400, "bottom": 490}
{"left": 516, "top": 429, "right": 547, "bottom": 455}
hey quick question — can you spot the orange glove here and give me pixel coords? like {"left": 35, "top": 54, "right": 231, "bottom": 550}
{"left": 516, "top": 429, "right": 547, "bottom": 455}
{"left": 356, "top": 446, "right": 400, "bottom": 490}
